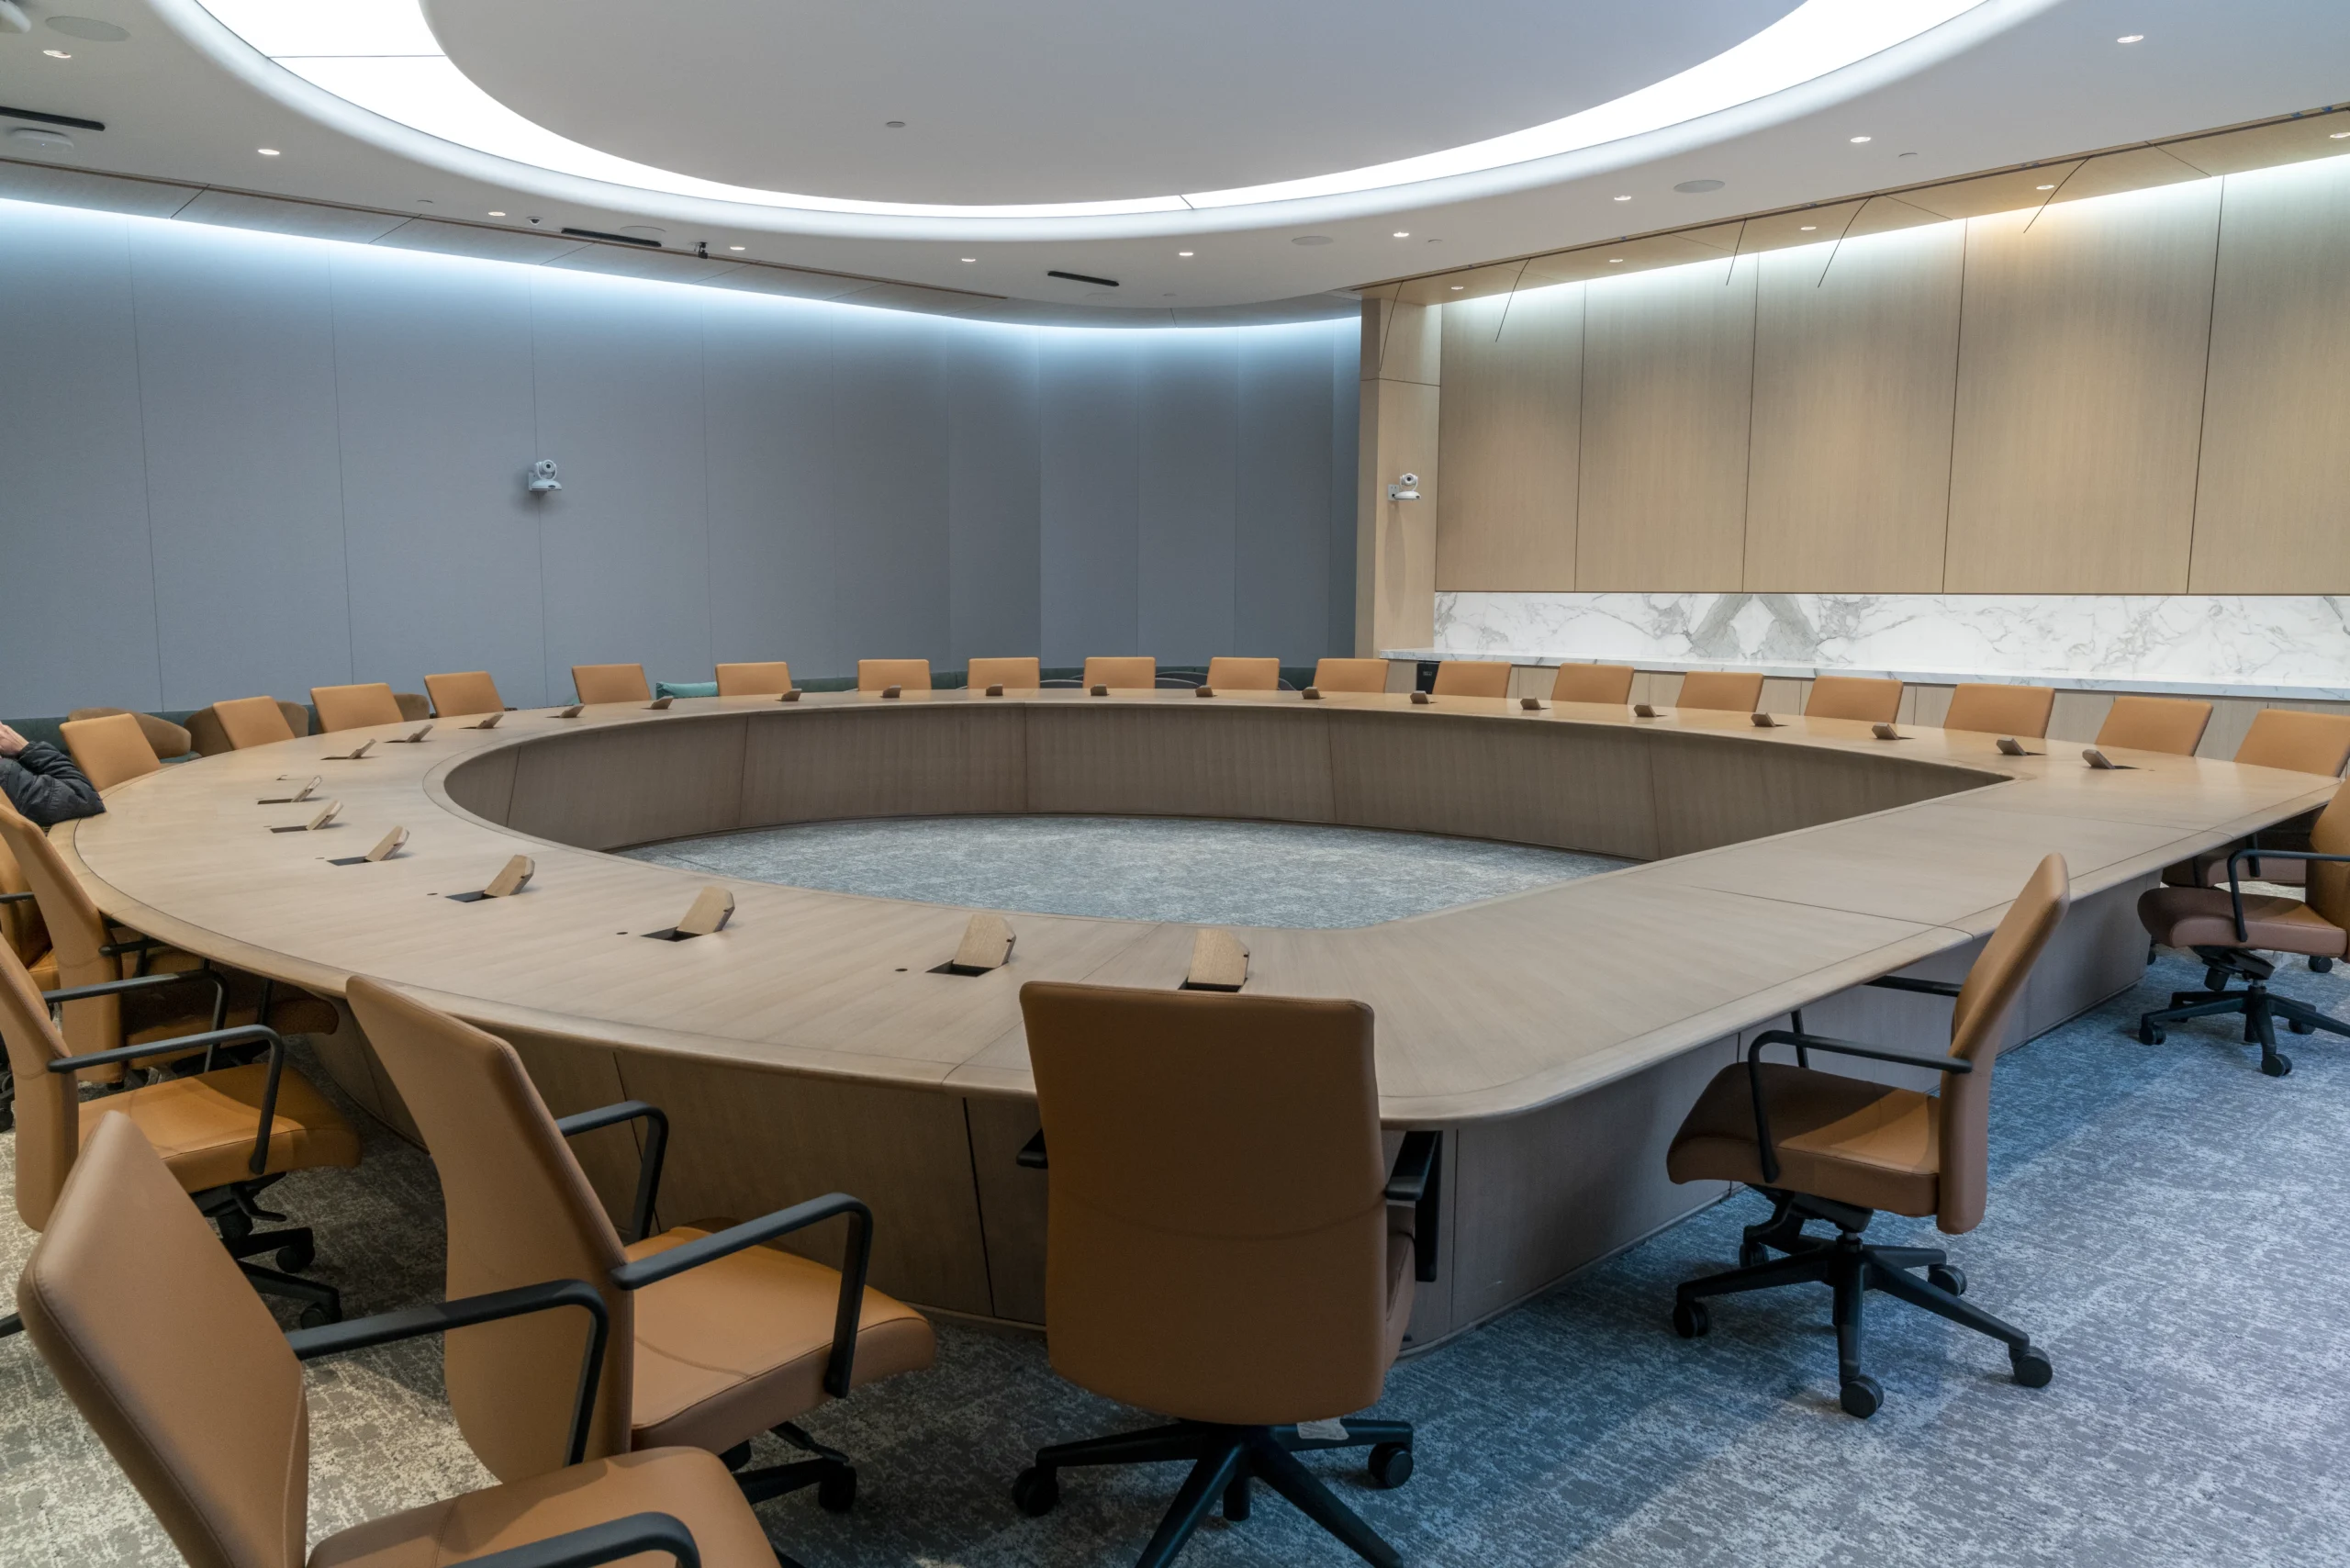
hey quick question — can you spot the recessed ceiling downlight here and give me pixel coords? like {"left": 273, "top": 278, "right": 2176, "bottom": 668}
{"left": 9, "top": 125, "right": 73, "bottom": 149}
{"left": 1673, "top": 178, "right": 1727, "bottom": 193}
{"left": 1292, "top": 235, "right": 1333, "bottom": 247}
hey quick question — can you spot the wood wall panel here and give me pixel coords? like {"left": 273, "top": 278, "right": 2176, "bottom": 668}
{"left": 1435, "top": 286, "right": 1583, "bottom": 591}
{"left": 740, "top": 705, "right": 1027, "bottom": 825}
{"left": 1575, "top": 258, "right": 1756, "bottom": 590}
{"left": 1943, "top": 182, "right": 2222, "bottom": 592}
{"left": 1743, "top": 224, "right": 1964, "bottom": 590}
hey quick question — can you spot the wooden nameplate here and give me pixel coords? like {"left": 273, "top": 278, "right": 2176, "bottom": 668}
{"left": 271, "top": 800, "right": 341, "bottom": 834}
{"left": 2082, "top": 748, "right": 2134, "bottom": 770}
{"left": 1521, "top": 697, "right": 1546, "bottom": 711}
{"left": 390, "top": 722, "right": 433, "bottom": 744}
{"left": 330, "top": 826, "right": 408, "bottom": 866}
{"left": 1633, "top": 703, "right": 1659, "bottom": 718}
{"left": 326, "top": 738, "right": 376, "bottom": 760}
{"left": 1996, "top": 736, "right": 2040, "bottom": 757}
{"left": 985, "top": 684, "right": 1004, "bottom": 697}
{"left": 778, "top": 689, "right": 802, "bottom": 702}
{"left": 449, "top": 855, "right": 533, "bottom": 902}
{"left": 1090, "top": 685, "right": 1109, "bottom": 697}
{"left": 644, "top": 885, "right": 734, "bottom": 940}
{"left": 1195, "top": 686, "right": 1215, "bottom": 699}
{"left": 466, "top": 712, "right": 503, "bottom": 730}
{"left": 259, "top": 775, "right": 322, "bottom": 805}
{"left": 1410, "top": 691, "right": 1432, "bottom": 706}
{"left": 1750, "top": 711, "right": 1779, "bottom": 728}
{"left": 934, "top": 913, "right": 1014, "bottom": 975}
{"left": 1302, "top": 687, "right": 1323, "bottom": 700}
{"left": 647, "top": 696, "right": 674, "bottom": 710}
{"left": 1181, "top": 929, "right": 1250, "bottom": 991}
{"left": 1872, "top": 722, "right": 1908, "bottom": 741}
{"left": 881, "top": 685, "right": 902, "bottom": 700}
{"left": 555, "top": 704, "right": 584, "bottom": 719}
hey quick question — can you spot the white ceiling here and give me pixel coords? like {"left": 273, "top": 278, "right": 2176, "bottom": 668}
{"left": 2, "top": 0, "right": 2345, "bottom": 318}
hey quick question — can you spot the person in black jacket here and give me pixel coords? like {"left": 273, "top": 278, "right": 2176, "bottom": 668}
{"left": 0, "top": 722, "right": 103, "bottom": 825}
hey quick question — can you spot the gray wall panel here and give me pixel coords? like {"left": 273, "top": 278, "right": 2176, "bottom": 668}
{"left": 946, "top": 329, "right": 1043, "bottom": 667}
{"left": 1237, "top": 323, "right": 1340, "bottom": 662}
{"left": 829, "top": 308, "right": 951, "bottom": 668}
{"left": 1039, "top": 336, "right": 1143, "bottom": 666}
{"left": 1137, "top": 332, "right": 1240, "bottom": 665}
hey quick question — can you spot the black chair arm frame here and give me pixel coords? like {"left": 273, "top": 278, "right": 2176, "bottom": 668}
{"left": 1742, "top": 1029, "right": 1971, "bottom": 1185}
{"left": 554, "top": 1101, "right": 669, "bottom": 1245}
{"left": 449, "top": 1513, "right": 699, "bottom": 1568}
{"left": 2221, "top": 849, "right": 2350, "bottom": 943}
{"left": 53, "top": 1023, "right": 290, "bottom": 1176}
{"left": 1864, "top": 975, "right": 1965, "bottom": 998}
{"left": 45, "top": 966, "right": 229, "bottom": 1034}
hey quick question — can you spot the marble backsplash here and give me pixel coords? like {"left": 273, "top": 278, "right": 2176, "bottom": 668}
{"left": 1414, "top": 593, "right": 2350, "bottom": 699}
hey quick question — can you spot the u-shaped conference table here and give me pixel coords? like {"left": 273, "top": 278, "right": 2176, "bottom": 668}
{"left": 53, "top": 687, "right": 2337, "bottom": 1347}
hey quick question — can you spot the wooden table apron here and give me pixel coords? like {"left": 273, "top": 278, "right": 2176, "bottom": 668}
{"left": 55, "top": 689, "right": 2335, "bottom": 1343}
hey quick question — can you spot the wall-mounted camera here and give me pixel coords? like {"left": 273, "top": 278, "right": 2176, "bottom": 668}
{"left": 1388, "top": 472, "right": 1421, "bottom": 501}
{"left": 526, "top": 458, "right": 562, "bottom": 495}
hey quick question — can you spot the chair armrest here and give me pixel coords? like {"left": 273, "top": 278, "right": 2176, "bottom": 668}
{"left": 1385, "top": 1130, "right": 1443, "bottom": 1283}
{"left": 286, "top": 1279, "right": 610, "bottom": 1467}
{"left": 554, "top": 1101, "right": 669, "bottom": 1244}
{"left": 2222, "top": 849, "right": 2350, "bottom": 941}
{"left": 97, "top": 935, "right": 162, "bottom": 958}
{"left": 451, "top": 1514, "right": 698, "bottom": 1568}
{"left": 1741, "top": 1030, "right": 1970, "bottom": 1185}
{"left": 1017, "top": 1128, "right": 1047, "bottom": 1169}
{"left": 45, "top": 966, "right": 229, "bottom": 1033}
{"left": 1864, "top": 975, "right": 1964, "bottom": 999}
{"left": 609, "top": 1193, "right": 873, "bottom": 1399}
{"left": 0, "top": 890, "right": 34, "bottom": 905}
{"left": 53, "top": 1024, "right": 289, "bottom": 1175}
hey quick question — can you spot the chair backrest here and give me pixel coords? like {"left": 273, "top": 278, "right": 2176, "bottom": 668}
{"left": 1674, "top": 669, "right": 1765, "bottom": 711}
{"left": 0, "top": 833, "right": 47, "bottom": 972}
{"left": 211, "top": 697, "right": 300, "bottom": 750}
{"left": 18, "top": 1114, "right": 309, "bottom": 1568}
{"left": 2305, "top": 780, "right": 2350, "bottom": 933}
{"left": 1939, "top": 853, "right": 2071, "bottom": 1233}
{"left": 2234, "top": 709, "right": 2350, "bottom": 778}
{"left": 309, "top": 683, "right": 404, "bottom": 734}
{"left": 1083, "top": 656, "right": 1157, "bottom": 689}
{"left": 571, "top": 665, "right": 652, "bottom": 705}
{"left": 60, "top": 712, "right": 163, "bottom": 792}
{"left": 715, "top": 661, "right": 793, "bottom": 697}
{"left": 1550, "top": 663, "right": 1635, "bottom": 704}
{"left": 1942, "top": 682, "right": 2054, "bottom": 738}
{"left": 1430, "top": 661, "right": 1509, "bottom": 700}
{"left": 425, "top": 671, "right": 506, "bottom": 718}
{"left": 66, "top": 708, "right": 193, "bottom": 760}
{"left": 1018, "top": 980, "right": 1398, "bottom": 1427}
{"left": 0, "top": 801, "right": 123, "bottom": 1063}
{"left": 1203, "top": 657, "right": 1280, "bottom": 692}
{"left": 344, "top": 977, "right": 631, "bottom": 1479}
{"left": 2095, "top": 695, "right": 2211, "bottom": 756}
{"left": 1310, "top": 657, "right": 1390, "bottom": 694}
{"left": 0, "top": 927, "right": 82, "bottom": 1229}
{"left": 858, "top": 659, "right": 932, "bottom": 693}
{"left": 1804, "top": 675, "right": 1903, "bottom": 724}
{"left": 968, "top": 657, "right": 1041, "bottom": 691}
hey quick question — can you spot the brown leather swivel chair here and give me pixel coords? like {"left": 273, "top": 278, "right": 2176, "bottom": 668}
{"left": 65, "top": 706, "right": 195, "bottom": 759}
{"left": 1666, "top": 854, "right": 2071, "bottom": 1417}
{"left": 60, "top": 711, "right": 165, "bottom": 792}
{"left": 344, "top": 977, "right": 934, "bottom": 1506}
{"left": 21, "top": 1114, "right": 776, "bottom": 1568}
{"left": 1805, "top": 675, "right": 1903, "bottom": 724}
{"left": 1204, "top": 656, "right": 1280, "bottom": 691}
{"left": 715, "top": 661, "right": 793, "bottom": 697}
{"left": 2136, "top": 778, "right": 2350, "bottom": 1078}
{"left": 1429, "top": 659, "right": 1508, "bottom": 699}
{"left": 310, "top": 682, "right": 405, "bottom": 733}
{"left": 1083, "top": 655, "right": 1158, "bottom": 690}
{"left": 426, "top": 669, "right": 509, "bottom": 717}
{"left": 968, "top": 656, "right": 1041, "bottom": 691}
{"left": 2164, "top": 710, "right": 2350, "bottom": 895}
{"left": 193, "top": 696, "right": 307, "bottom": 754}
{"left": 1942, "top": 682, "right": 2054, "bottom": 738}
{"left": 1674, "top": 669, "right": 1766, "bottom": 711}
{"left": 1311, "top": 657, "right": 1390, "bottom": 694}
{"left": 1011, "top": 981, "right": 1434, "bottom": 1568}
{"left": 573, "top": 665, "right": 654, "bottom": 705}
{"left": 2096, "top": 695, "right": 2211, "bottom": 756}
{"left": 857, "top": 658, "right": 932, "bottom": 693}
{"left": 1550, "top": 663, "right": 1635, "bottom": 704}
{"left": 0, "top": 934, "right": 355, "bottom": 1332}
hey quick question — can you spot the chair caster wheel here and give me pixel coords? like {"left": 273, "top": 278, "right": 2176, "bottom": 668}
{"left": 1927, "top": 1263, "right": 1966, "bottom": 1297}
{"left": 275, "top": 1239, "right": 315, "bottom": 1273}
{"left": 1839, "top": 1375, "right": 1883, "bottom": 1418}
{"left": 2138, "top": 1022, "right": 2165, "bottom": 1045}
{"left": 2311, "top": 957, "right": 2333, "bottom": 974}
{"left": 1738, "top": 1239, "right": 1769, "bottom": 1269}
{"left": 1366, "top": 1442, "right": 1414, "bottom": 1489}
{"left": 1013, "top": 1467, "right": 1059, "bottom": 1518}
{"left": 816, "top": 1467, "right": 856, "bottom": 1514}
{"left": 2262, "top": 1052, "right": 2292, "bottom": 1078}
{"left": 297, "top": 1303, "right": 337, "bottom": 1330}
{"left": 2288, "top": 1016, "right": 2315, "bottom": 1035}
{"left": 2010, "top": 1346, "right": 2053, "bottom": 1389}
{"left": 1672, "top": 1298, "right": 1709, "bottom": 1338}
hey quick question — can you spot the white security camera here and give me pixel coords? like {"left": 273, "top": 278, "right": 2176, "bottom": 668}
{"left": 526, "top": 458, "right": 562, "bottom": 494}
{"left": 1388, "top": 472, "right": 1421, "bottom": 501}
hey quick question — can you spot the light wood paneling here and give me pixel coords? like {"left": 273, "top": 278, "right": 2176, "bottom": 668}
{"left": 1362, "top": 375, "right": 1440, "bottom": 650}
{"left": 1435, "top": 285, "right": 1583, "bottom": 591}
{"left": 2188, "top": 157, "right": 2350, "bottom": 591}
{"left": 740, "top": 704, "right": 1027, "bottom": 824}
{"left": 1944, "top": 182, "right": 2222, "bottom": 592}
{"left": 1743, "top": 224, "right": 1964, "bottom": 590}
{"left": 1024, "top": 705, "right": 1335, "bottom": 822}
{"left": 1575, "top": 257, "right": 1756, "bottom": 590}
{"left": 506, "top": 714, "right": 747, "bottom": 849}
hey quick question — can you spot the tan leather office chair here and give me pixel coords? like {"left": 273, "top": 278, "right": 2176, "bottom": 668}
{"left": 1011, "top": 981, "right": 1432, "bottom": 1568}
{"left": 1083, "top": 655, "right": 1157, "bottom": 690}
{"left": 2164, "top": 710, "right": 2350, "bottom": 894}
{"left": 1666, "top": 854, "right": 2071, "bottom": 1417}
{"left": 1203, "top": 656, "right": 1280, "bottom": 691}
{"left": 60, "top": 712, "right": 163, "bottom": 793}
{"left": 1310, "top": 657, "right": 1390, "bottom": 694}
{"left": 716, "top": 661, "right": 793, "bottom": 697}
{"left": 1804, "top": 675, "right": 1903, "bottom": 724}
{"left": 425, "top": 670, "right": 508, "bottom": 718}
{"left": 20, "top": 1114, "right": 775, "bottom": 1568}
{"left": 1550, "top": 663, "right": 1635, "bottom": 704}
{"left": 2096, "top": 695, "right": 2211, "bottom": 756}
{"left": 65, "top": 707, "right": 194, "bottom": 759}
{"left": 345, "top": 977, "right": 934, "bottom": 1503}
{"left": 857, "top": 658, "right": 932, "bottom": 693}
{"left": 196, "top": 697, "right": 306, "bottom": 754}
{"left": 0, "top": 935, "right": 355, "bottom": 1332}
{"left": 310, "top": 682, "right": 404, "bottom": 733}
{"left": 1674, "top": 670, "right": 1766, "bottom": 711}
{"left": 968, "top": 656, "right": 1041, "bottom": 691}
{"left": 1429, "top": 660, "right": 1509, "bottom": 700}
{"left": 573, "top": 665, "right": 654, "bottom": 705}
{"left": 1942, "top": 682, "right": 2054, "bottom": 738}
{"left": 2137, "top": 778, "right": 2350, "bottom": 1078}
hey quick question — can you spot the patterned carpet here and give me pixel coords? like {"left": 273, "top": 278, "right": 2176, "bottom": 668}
{"left": 5, "top": 948, "right": 2349, "bottom": 1567}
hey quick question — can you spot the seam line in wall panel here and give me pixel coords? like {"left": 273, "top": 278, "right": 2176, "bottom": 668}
{"left": 1572, "top": 284, "right": 1590, "bottom": 589}
{"left": 1736, "top": 252, "right": 1760, "bottom": 591}
{"left": 125, "top": 217, "right": 168, "bottom": 711}
{"left": 327, "top": 254, "right": 357, "bottom": 686}
{"left": 1939, "top": 218, "right": 1972, "bottom": 592}
{"left": 2182, "top": 174, "right": 2231, "bottom": 594}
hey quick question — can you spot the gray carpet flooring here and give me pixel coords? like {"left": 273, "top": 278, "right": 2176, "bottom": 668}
{"left": 6, "top": 948, "right": 2350, "bottom": 1566}
{"left": 623, "top": 816, "right": 1632, "bottom": 927}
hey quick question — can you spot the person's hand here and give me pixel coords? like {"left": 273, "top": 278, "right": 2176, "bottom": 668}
{"left": 0, "top": 723, "right": 26, "bottom": 759}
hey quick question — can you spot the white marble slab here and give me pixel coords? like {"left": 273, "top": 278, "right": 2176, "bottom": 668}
{"left": 1404, "top": 593, "right": 2350, "bottom": 700}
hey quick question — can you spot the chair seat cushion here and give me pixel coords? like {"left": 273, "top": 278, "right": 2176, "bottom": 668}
{"left": 84, "top": 1062, "right": 361, "bottom": 1193}
{"left": 2137, "top": 886, "right": 2347, "bottom": 958}
{"left": 1667, "top": 1061, "right": 1941, "bottom": 1218}
{"left": 308, "top": 1446, "right": 774, "bottom": 1568}
{"left": 623, "top": 1225, "right": 936, "bottom": 1453}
